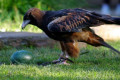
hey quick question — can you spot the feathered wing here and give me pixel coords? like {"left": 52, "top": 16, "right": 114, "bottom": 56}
{"left": 47, "top": 9, "right": 120, "bottom": 32}
{"left": 47, "top": 10, "right": 104, "bottom": 32}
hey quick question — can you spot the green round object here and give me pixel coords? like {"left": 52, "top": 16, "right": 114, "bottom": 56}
{"left": 10, "top": 50, "right": 33, "bottom": 64}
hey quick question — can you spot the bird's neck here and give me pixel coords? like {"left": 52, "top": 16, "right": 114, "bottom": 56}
{"left": 33, "top": 11, "right": 46, "bottom": 27}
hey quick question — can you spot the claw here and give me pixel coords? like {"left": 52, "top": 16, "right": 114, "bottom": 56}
{"left": 60, "top": 57, "right": 74, "bottom": 63}
{"left": 58, "top": 61, "right": 70, "bottom": 65}
{"left": 38, "top": 57, "right": 74, "bottom": 66}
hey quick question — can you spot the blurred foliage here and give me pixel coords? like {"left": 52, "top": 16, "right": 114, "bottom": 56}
{"left": 0, "top": 0, "right": 87, "bottom": 21}
{"left": 41, "top": 0, "right": 87, "bottom": 10}
{"left": 0, "top": 0, "right": 88, "bottom": 32}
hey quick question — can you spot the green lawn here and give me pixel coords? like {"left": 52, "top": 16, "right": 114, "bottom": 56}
{"left": 0, "top": 41, "right": 120, "bottom": 80}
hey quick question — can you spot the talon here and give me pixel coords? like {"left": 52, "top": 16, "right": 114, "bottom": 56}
{"left": 38, "top": 57, "right": 73, "bottom": 66}
{"left": 59, "top": 60, "right": 70, "bottom": 65}
{"left": 60, "top": 57, "right": 74, "bottom": 63}
{"left": 52, "top": 57, "right": 74, "bottom": 65}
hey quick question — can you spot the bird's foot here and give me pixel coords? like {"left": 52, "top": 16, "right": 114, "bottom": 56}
{"left": 39, "top": 57, "right": 73, "bottom": 66}
{"left": 52, "top": 58, "right": 72, "bottom": 65}
{"left": 57, "top": 60, "right": 70, "bottom": 65}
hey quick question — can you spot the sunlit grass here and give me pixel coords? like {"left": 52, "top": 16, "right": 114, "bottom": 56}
{"left": 0, "top": 20, "right": 43, "bottom": 33}
{"left": 0, "top": 41, "right": 120, "bottom": 80}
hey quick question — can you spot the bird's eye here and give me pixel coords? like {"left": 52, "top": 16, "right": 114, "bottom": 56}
{"left": 26, "top": 17, "right": 29, "bottom": 20}
{"left": 24, "top": 16, "right": 29, "bottom": 20}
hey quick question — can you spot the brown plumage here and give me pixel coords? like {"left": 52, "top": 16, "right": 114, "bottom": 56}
{"left": 60, "top": 41, "right": 79, "bottom": 58}
{"left": 22, "top": 8, "right": 120, "bottom": 65}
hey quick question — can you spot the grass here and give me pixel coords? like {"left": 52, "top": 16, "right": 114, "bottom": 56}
{"left": 0, "top": 41, "right": 120, "bottom": 80}
{"left": 0, "top": 20, "right": 43, "bottom": 33}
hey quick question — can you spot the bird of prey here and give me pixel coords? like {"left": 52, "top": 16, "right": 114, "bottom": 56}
{"left": 22, "top": 8, "right": 120, "bottom": 65}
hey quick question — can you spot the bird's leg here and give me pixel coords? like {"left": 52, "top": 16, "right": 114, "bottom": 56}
{"left": 56, "top": 41, "right": 74, "bottom": 64}
{"left": 52, "top": 51, "right": 65, "bottom": 63}
{"left": 52, "top": 51, "right": 73, "bottom": 65}
{"left": 61, "top": 53, "right": 74, "bottom": 65}
{"left": 58, "top": 51, "right": 69, "bottom": 65}
{"left": 39, "top": 42, "right": 73, "bottom": 66}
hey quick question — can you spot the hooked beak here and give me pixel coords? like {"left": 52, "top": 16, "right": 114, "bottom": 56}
{"left": 21, "top": 20, "right": 30, "bottom": 29}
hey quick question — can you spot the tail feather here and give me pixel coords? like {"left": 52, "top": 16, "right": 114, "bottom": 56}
{"left": 90, "top": 12, "right": 120, "bottom": 54}
{"left": 111, "top": 17, "right": 120, "bottom": 25}
{"left": 91, "top": 12, "right": 120, "bottom": 25}
{"left": 100, "top": 41, "right": 120, "bottom": 54}
{"left": 101, "top": 17, "right": 120, "bottom": 25}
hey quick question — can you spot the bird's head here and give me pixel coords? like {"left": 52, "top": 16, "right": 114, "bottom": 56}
{"left": 21, "top": 8, "right": 45, "bottom": 29}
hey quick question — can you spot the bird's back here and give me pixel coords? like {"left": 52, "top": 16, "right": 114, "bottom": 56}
{"left": 42, "top": 8, "right": 106, "bottom": 33}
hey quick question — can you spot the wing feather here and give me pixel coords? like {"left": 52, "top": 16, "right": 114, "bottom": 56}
{"left": 47, "top": 11, "right": 103, "bottom": 32}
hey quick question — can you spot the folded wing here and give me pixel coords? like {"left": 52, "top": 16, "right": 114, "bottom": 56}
{"left": 47, "top": 11, "right": 104, "bottom": 32}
